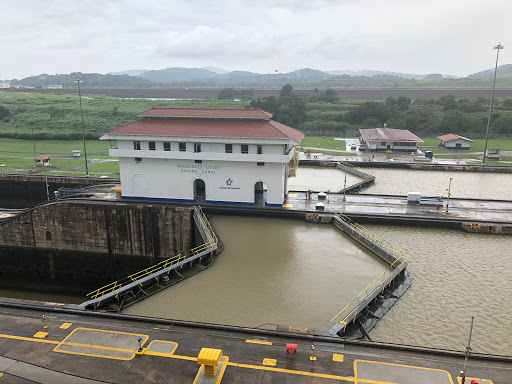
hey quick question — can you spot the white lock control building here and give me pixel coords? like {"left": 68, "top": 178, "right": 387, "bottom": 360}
{"left": 100, "top": 108, "right": 304, "bottom": 207}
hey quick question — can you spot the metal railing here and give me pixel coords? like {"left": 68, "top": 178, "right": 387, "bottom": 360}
{"left": 330, "top": 213, "right": 410, "bottom": 334}
{"left": 335, "top": 213, "right": 409, "bottom": 263}
{"left": 84, "top": 206, "right": 218, "bottom": 308}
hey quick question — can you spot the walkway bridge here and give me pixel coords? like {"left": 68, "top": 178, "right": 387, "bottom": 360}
{"left": 79, "top": 206, "right": 218, "bottom": 310}
{"left": 329, "top": 213, "right": 410, "bottom": 338}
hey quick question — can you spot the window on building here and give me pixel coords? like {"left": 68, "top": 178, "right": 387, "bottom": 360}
{"left": 381, "top": 142, "right": 386, "bottom": 146}
{"left": 257, "top": 145, "right": 263, "bottom": 154}
{"left": 194, "top": 143, "right": 201, "bottom": 153}
{"left": 456, "top": 143, "right": 462, "bottom": 147}
{"left": 133, "top": 141, "right": 141, "bottom": 150}
{"left": 257, "top": 162, "right": 265, "bottom": 166}
{"left": 179, "top": 143, "right": 187, "bottom": 152}
{"left": 195, "top": 160, "right": 202, "bottom": 164}
{"left": 241, "top": 144, "right": 249, "bottom": 154}
{"left": 135, "top": 157, "right": 142, "bottom": 162}
{"left": 149, "top": 142, "right": 156, "bottom": 151}
{"left": 225, "top": 144, "right": 232, "bottom": 153}
{"left": 164, "top": 142, "right": 171, "bottom": 151}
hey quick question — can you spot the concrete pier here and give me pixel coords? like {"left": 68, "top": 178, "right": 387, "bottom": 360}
{"left": 0, "top": 299, "right": 509, "bottom": 384}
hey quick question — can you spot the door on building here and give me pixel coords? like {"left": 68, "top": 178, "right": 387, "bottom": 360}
{"left": 194, "top": 179, "right": 206, "bottom": 203}
{"left": 387, "top": 144, "right": 391, "bottom": 150}
{"left": 254, "top": 181, "right": 268, "bottom": 206}
{"left": 131, "top": 174, "right": 149, "bottom": 196}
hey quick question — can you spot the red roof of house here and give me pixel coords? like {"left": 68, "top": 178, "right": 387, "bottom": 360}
{"left": 105, "top": 118, "right": 305, "bottom": 143}
{"left": 360, "top": 128, "right": 423, "bottom": 143}
{"left": 138, "top": 108, "right": 273, "bottom": 119}
{"left": 437, "top": 134, "right": 474, "bottom": 142}
{"left": 34, "top": 155, "right": 50, "bottom": 160}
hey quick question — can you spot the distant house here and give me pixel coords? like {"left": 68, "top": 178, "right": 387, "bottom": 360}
{"left": 359, "top": 127, "right": 423, "bottom": 152}
{"left": 43, "top": 84, "right": 63, "bottom": 89}
{"left": 0, "top": 81, "right": 10, "bottom": 89}
{"left": 437, "top": 134, "right": 474, "bottom": 150}
{"left": 34, "top": 155, "right": 51, "bottom": 167}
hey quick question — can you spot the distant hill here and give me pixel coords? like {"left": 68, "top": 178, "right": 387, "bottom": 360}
{"left": 467, "top": 64, "right": 512, "bottom": 78}
{"left": 108, "top": 69, "right": 147, "bottom": 76}
{"left": 327, "top": 69, "right": 457, "bottom": 79}
{"left": 139, "top": 67, "right": 218, "bottom": 83}
{"left": 10, "top": 72, "right": 157, "bottom": 88}
{"left": 201, "top": 66, "right": 229, "bottom": 74}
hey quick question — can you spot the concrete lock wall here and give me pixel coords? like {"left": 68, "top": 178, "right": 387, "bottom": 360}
{"left": 0, "top": 201, "right": 194, "bottom": 289}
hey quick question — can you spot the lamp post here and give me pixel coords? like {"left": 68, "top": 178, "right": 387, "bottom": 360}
{"left": 445, "top": 177, "right": 453, "bottom": 214}
{"left": 460, "top": 316, "right": 475, "bottom": 384}
{"left": 483, "top": 43, "right": 504, "bottom": 165}
{"left": 76, "top": 80, "right": 89, "bottom": 176}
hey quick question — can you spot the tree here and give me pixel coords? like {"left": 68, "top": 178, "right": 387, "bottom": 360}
{"left": 279, "top": 83, "right": 294, "bottom": 99}
{"left": 319, "top": 89, "right": 340, "bottom": 103}
{"left": 437, "top": 95, "right": 457, "bottom": 111}
{"left": 249, "top": 96, "right": 281, "bottom": 115}
{"left": 346, "top": 101, "right": 395, "bottom": 126}
{"left": 0, "top": 105, "right": 11, "bottom": 120}
{"left": 217, "top": 88, "right": 238, "bottom": 100}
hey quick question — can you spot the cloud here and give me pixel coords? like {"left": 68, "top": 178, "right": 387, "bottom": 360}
{"left": 0, "top": 0, "right": 510, "bottom": 78}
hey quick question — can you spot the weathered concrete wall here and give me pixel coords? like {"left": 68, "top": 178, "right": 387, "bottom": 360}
{"left": 0, "top": 201, "right": 194, "bottom": 289}
{"left": 0, "top": 174, "right": 118, "bottom": 208}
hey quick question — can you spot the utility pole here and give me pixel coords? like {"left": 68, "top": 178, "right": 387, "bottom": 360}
{"left": 76, "top": 80, "right": 89, "bottom": 176}
{"left": 460, "top": 316, "right": 475, "bottom": 384}
{"left": 342, "top": 172, "right": 347, "bottom": 201}
{"left": 444, "top": 177, "right": 452, "bottom": 214}
{"left": 483, "top": 43, "right": 504, "bottom": 165}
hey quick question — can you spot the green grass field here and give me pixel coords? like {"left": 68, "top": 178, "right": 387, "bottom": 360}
{"left": 2, "top": 135, "right": 512, "bottom": 177}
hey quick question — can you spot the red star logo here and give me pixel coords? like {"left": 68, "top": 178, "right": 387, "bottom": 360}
{"left": 226, "top": 178, "right": 233, "bottom": 186}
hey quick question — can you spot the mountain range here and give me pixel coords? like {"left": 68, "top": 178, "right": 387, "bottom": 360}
{"left": 6, "top": 65, "right": 512, "bottom": 89}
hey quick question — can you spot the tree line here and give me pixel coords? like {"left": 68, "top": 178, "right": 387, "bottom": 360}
{"left": 217, "top": 84, "right": 512, "bottom": 139}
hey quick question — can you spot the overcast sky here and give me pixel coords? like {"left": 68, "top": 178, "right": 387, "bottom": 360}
{"left": 1, "top": 0, "right": 510, "bottom": 79}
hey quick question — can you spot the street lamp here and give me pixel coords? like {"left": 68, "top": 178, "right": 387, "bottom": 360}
{"left": 483, "top": 43, "right": 504, "bottom": 165}
{"left": 444, "top": 177, "right": 453, "bottom": 214}
{"left": 76, "top": 80, "right": 89, "bottom": 176}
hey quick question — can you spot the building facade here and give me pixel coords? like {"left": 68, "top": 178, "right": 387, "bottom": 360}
{"left": 101, "top": 108, "right": 304, "bottom": 207}
{"left": 437, "top": 134, "right": 474, "bottom": 150}
{"left": 0, "top": 82, "right": 10, "bottom": 89}
{"left": 360, "top": 127, "right": 423, "bottom": 152}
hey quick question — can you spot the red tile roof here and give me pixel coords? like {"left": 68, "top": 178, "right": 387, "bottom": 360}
{"left": 360, "top": 128, "right": 423, "bottom": 143}
{"left": 437, "top": 134, "right": 474, "bottom": 142}
{"left": 138, "top": 108, "right": 273, "bottom": 119}
{"left": 34, "top": 155, "right": 50, "bottom": 160}
{"left": 105, "top": 118, "right": 305, "bottom": 143}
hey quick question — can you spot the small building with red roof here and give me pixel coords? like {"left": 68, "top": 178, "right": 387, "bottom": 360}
{"left": 359, "top": 127, "right": 423, "bottom": 152}
{"left": 100, "top": 108, "right": 305, "bottom": 207}
{"left": 437, "top": 134, "right": 474, "bottom": 150}
{"left": 34, "top": 155, "right": 50, "bottom": 167}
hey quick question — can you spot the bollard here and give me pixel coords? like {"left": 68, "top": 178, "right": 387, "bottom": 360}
{"left": 43, "top": 314, "right": 48, "bottom": 329}
{"left": 310, "top": 343, "right": 317, "bottom": 361}
{"left": 197, "top": 348, "right": 223, "bottom": 376}
{"left": 286, "top": 344, "right": 297, "bottom": 359}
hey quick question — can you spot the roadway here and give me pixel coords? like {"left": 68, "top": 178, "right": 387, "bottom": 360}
{"left": 0, "top": 299, "right": 509, "bottom": 384}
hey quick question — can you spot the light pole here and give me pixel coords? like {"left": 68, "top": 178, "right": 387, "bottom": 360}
{"left": 460, "top": 316, "right": 475, "bottom": 384}
{"left": 483, "top": 43, "right": 504, "bottom": 165}
{"left": 76, "top": 80, "right": 89, "bottom": 176}
{"left": 445, "top": 177, "right": 453, "bottom": 214}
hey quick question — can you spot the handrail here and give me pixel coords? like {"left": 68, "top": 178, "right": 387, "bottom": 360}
{"left": 85, "top": 206, "right": 218, "bottom": 305}
{"left": 330, "top": 212, "right": 411, "bottom": 334}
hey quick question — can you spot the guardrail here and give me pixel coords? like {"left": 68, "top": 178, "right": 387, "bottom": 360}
{"left": 80, "top": 206, "right": 218, "bottom": 310}
{"left": 329, "top": 213, "right": 409, "bottom": 336}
